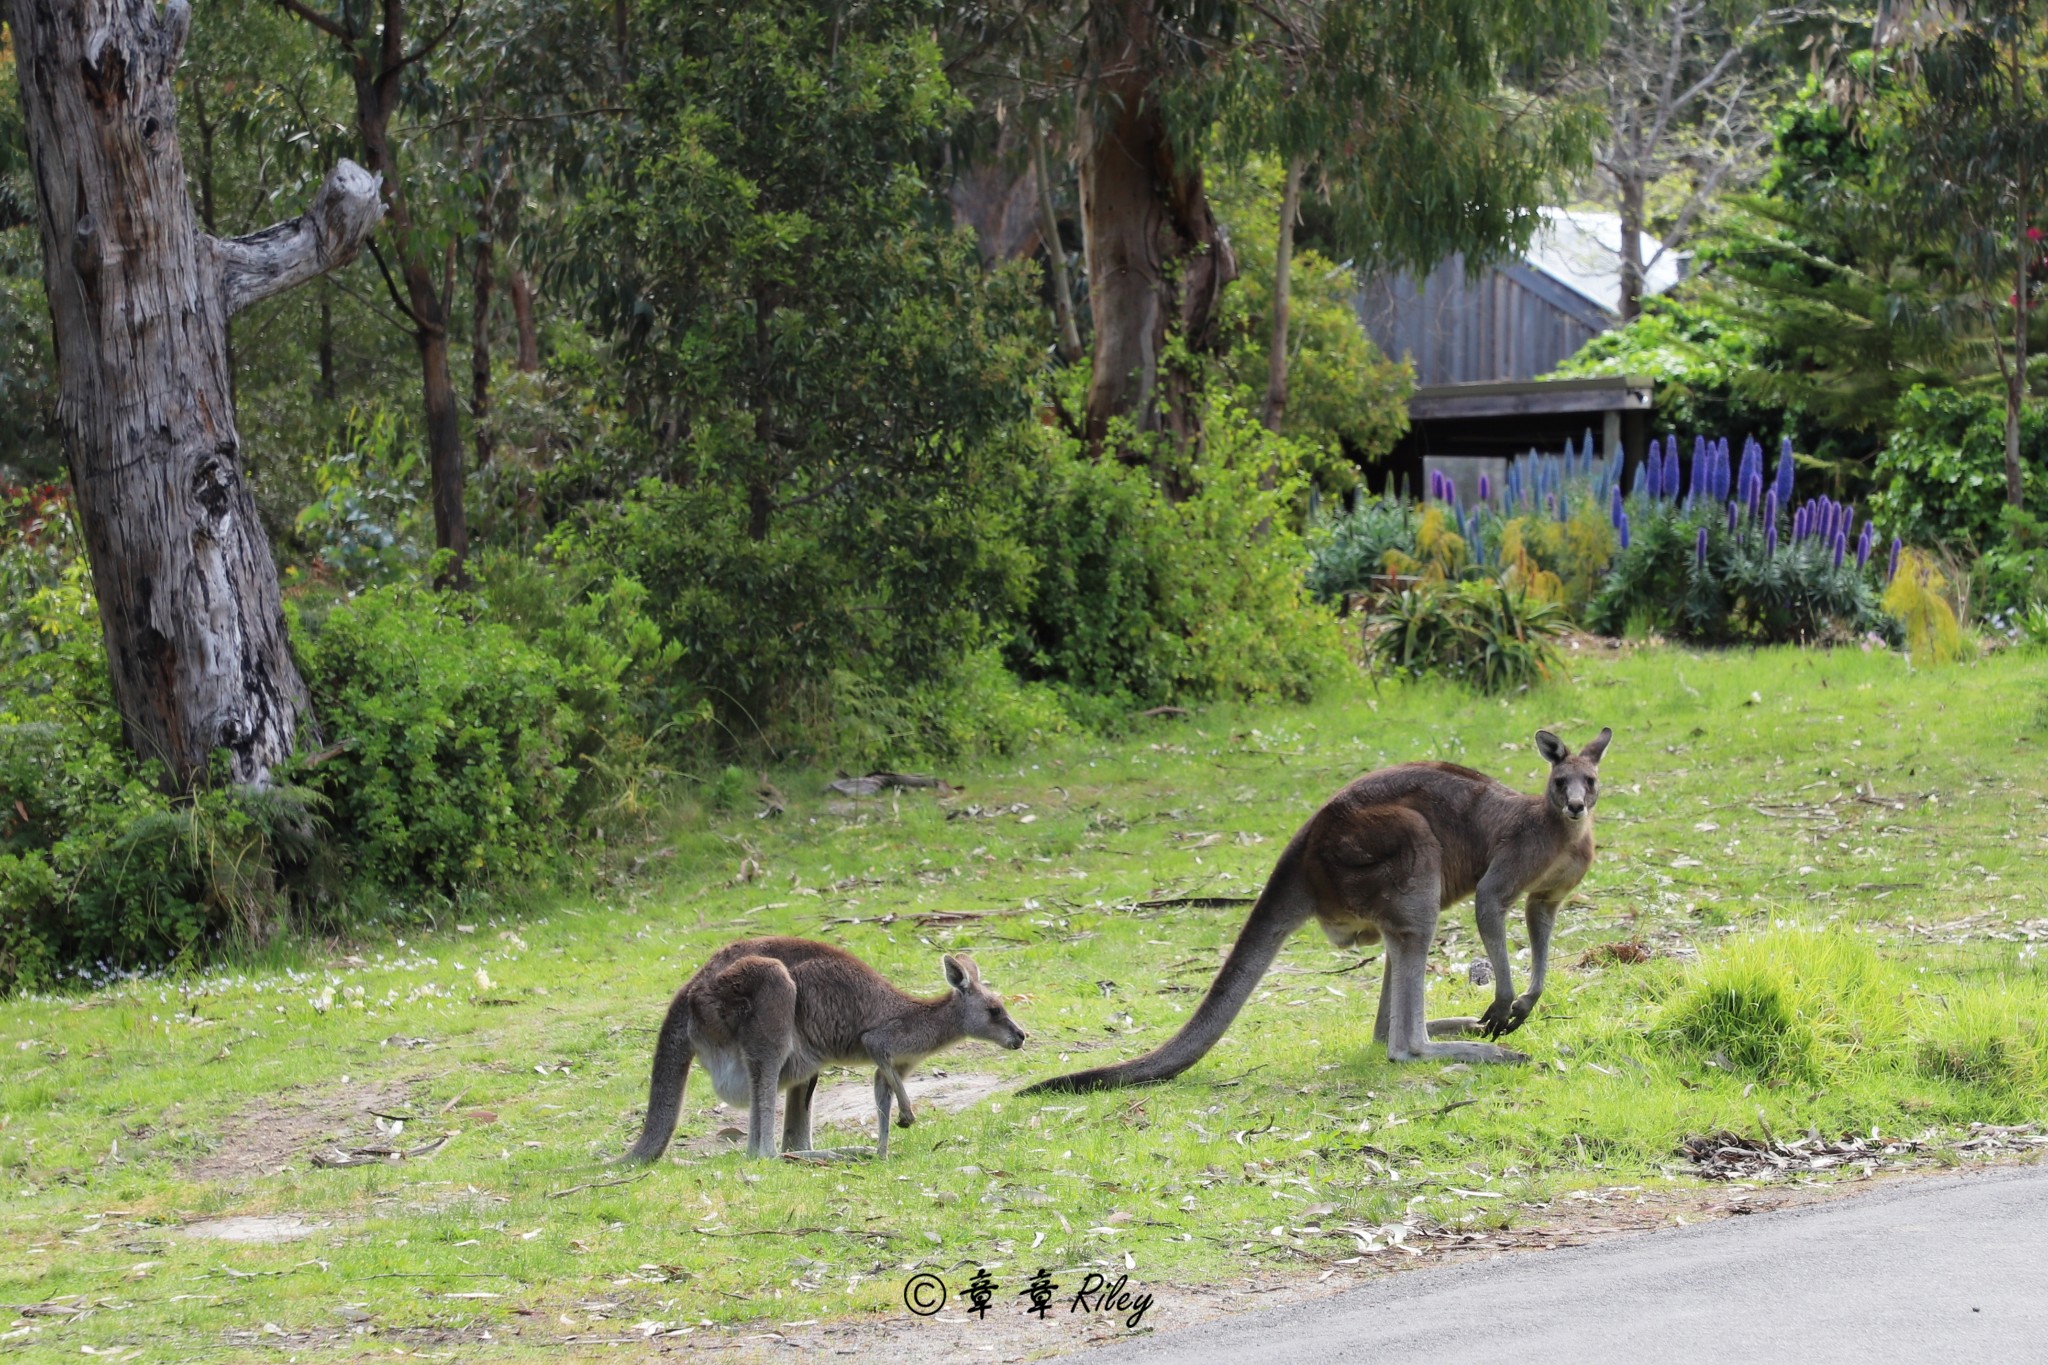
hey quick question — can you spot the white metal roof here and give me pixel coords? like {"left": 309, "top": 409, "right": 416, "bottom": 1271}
{"left": 1523, "top": 208, "right": 1685, "bottom": 317}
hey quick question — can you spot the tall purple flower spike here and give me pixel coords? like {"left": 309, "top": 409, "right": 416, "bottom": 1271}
{"left": 1857, "top": 522, "right": 1874, "bottom": 569}
{"left": 1611, "top": 483, "right": 1625, "bottom": 529}
{"left": 1833, "top": 530, "right": 1847, "bottom": 569}
{"left": 1764, "top": 490, "right": 1779, "bottom": 555}
{"left": 1479, "top": 473, "right": 1492, "bottom": 505}
{"left": 1696, "top": 526, "right": 1710, "bottom": 567}
{"left": 1888, "top": 537, "right": 1902, "bottom": 583}
{"left": 1619, "top": 509, "right": 1632, "bottom": 551}
{"left": 1727, "top": 501, "right": 1738, "bottom": 535}
{"left": 1775, "top": 437, "right": 1795, "bottom": 513}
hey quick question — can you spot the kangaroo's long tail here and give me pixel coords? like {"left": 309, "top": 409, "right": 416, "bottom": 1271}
{"left": 620, "top": 989, "right": 695, "bottom": 1163}
{"left": 1021, "top": 833, "right": 1317, "bottom": 1094}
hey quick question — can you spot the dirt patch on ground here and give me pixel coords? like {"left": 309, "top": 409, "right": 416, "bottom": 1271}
{"left": 672, "top": 1070, "right": 1011, "bottom": 1156}
{"left": 176, "top": 1214, "right": 324, "bottom": 1244}
{"left": 183, "top": 1078, "right": 417, "bottom": 1183}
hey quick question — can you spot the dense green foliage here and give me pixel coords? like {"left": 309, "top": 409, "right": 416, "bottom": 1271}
{"left": 1010, "top": 401, "right": 1351, "bottom": 709}
{"left": 1870, "top": 386, "right": 2048, "bottom": 549}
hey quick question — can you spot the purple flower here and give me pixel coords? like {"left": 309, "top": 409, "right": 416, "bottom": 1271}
{"left": 1696, "top": 526, "right": 1710, "bottom": 566}
{"left": 1765, "top": 490, "right": 1779, "bottom": 550}
{"left": 1856, "top": 522, "right": 1874, "bottom": 569}
{"left": 1775, "top": 437, "right": 1795, "bottom": 512}
{"left": 1611, "top": 483, "right": 1625, "bottom": 529}
{"left": 1887, "top": 537, "right": 1902, "bottom": 583}
{"left": 1619, "top": 509, "right": 1632, "bottom": 550}
{"left": 1767, "top": 518, "right": 1778, "bottom": 558}
{"left": 1726, "top": 501, "right": 1738, "bottom": 534}
{"left": 1833, "top": 530, "right": 1847, "bottom": 569}
{"left": 1479, "top": 473, "right": 1492, "bottom": 505}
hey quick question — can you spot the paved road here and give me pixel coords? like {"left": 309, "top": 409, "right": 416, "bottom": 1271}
{"left": 1076, "top": 1163, "right": 2048, "bottom": 1365}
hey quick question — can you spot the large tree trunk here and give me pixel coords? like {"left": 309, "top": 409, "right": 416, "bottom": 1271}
{"left": 1263, "top": 156, "right": 1304, "bottom": 434}
{"left": 6, "top": 0, "right": 382, "bottom": 788}
{"left": 1617, "top": 173, "right": 1646, "bottom": 324}
{"left": 1079, "top": 0, "right": 1236, "bottom": 454}
{"left": 1031, "top": 120, "right": 1084, "bottom": 365}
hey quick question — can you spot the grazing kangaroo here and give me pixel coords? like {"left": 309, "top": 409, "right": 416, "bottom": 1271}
{"left": 1023, "top": 728, "right": 1610, "bottom": 1094}
{"left": 622, "top": 937, "right": 1027, "bottom": 1161}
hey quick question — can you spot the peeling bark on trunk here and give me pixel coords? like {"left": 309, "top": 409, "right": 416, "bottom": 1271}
{"left": 6, "top": 0, "right": 382, "bottom": 789}
{"left": 1263, "top": 156, "right": 1303, "bottom": 435}
{"left": 508, "top": 268, "right": 540, "bottom": 372}
{"left": 1079, "top": 0, "right": 1236, "bottom": 456}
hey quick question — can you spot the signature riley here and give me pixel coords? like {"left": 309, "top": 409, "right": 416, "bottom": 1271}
{"left": 1068, "top": 1272, "right": 1153, "bottom": 1328}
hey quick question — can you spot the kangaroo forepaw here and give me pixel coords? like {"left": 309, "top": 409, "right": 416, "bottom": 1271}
{"left": 895, "top": 1110, "right": 915, "bottom": 1129}
{"left": 1479, "top": 996, "right": 1534, "bottom": 1039}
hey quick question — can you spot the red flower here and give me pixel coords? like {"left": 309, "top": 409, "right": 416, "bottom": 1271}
{"left": 2031, "top": 227, "right": 2047, "bottom": 242}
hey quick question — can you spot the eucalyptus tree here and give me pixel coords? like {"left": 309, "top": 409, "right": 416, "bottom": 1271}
{"left": 4, "top": 0, "right": 382, "bottom": 787}
{"left": 1206, "top": 0, "right": 1604, "bottom": 431}
{"left": 1881, "top": 0, "right": 2048, "bottom": 508}
{"left": 272, "top": 0, "right": 475, "bottom": 581}
{"left": 951, "top": 0, "right": 1603, "bottom": 453}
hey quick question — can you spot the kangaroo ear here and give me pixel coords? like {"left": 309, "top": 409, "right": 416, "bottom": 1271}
{"left": 942, "top": 954, "right": 973, "bottom": 991}
{"left": 1534, "top": 729, "right": 1570, "bottom": 764}
{"left": 1580, "top": 727, "right": 1613, "bottom": 764}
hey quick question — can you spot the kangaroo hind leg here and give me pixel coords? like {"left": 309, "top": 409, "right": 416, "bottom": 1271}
{"left": 707, "top": 955, "right": 799, "bottom": 1158}
{"left": 1384, "top": 905, "right": 1526, "bottom": 1065}
{"left": 782, "top": 1074, "right": 818, "bottom": 1154}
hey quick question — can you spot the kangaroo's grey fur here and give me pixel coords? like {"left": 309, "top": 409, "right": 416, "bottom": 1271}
{"left": 1023, "top": 727, "right": 1610, "bottom": 1093}
{"left": 622, "top": 937, "right": 1028, "bottom": 1161}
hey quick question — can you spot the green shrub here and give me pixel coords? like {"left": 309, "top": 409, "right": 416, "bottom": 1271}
{"left": 296, "top": 584, "right": 595, "bottom": 891}
{"left": 1587, "top": 505, "right": 1884, "bottom": 644}
{"left": 1869, "top": 387, "right": 2048, "bottom": 550}
{"left": 1363, "top": 580, "right": 1568, "bottom": 694}
{"left": 0, "top": 496, "right": 328, "bottom": 987}
{"left": 1305, "top": 497, "right": 1416, "bottom": 601}
{"left": 1009, "top": 399, "right": 1351, "bottom": 707}
{"left": 1975, "top": 507, "right": 2048, "bottom": 616}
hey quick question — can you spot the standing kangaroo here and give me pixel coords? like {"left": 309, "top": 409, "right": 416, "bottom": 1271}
{"left": 1024, "top": 728, "right": 1610, "bottom": 1093}
{"left": 622, "top": 937, "right": 1028, "bottom": 1161}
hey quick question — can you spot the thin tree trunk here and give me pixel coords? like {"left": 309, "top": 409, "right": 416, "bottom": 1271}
{"left": 6, "top": 0, "right": 381, "bottom": 788}
{"left": 508, "top": 269, "right": 540, "bottom": 371}
{"left": 351, "top": 41, "right": 469, "bottom": 581}
{"left": 1030, "top": 120, "right": 1083, "bottom": 364}
{"left": 2011, "top": 252, "right": 2028, "bottom": 508}
{"left": 1263, "top": 156, "right": 1304, "bottom": 434}
{"left": 1618, "top": 174, "right": 1646, "bottom": 323}
{"left": 748, "top": 294, "right": 776, "bottom": 542}
{"left": 317, "top": 283, "right": 337, "bottom": 402}
{"left": 1079, "top": 0, "right": 1237, "bottom": 456}
{"left": 472, "top": 205, "right": 496, "bottom": 468}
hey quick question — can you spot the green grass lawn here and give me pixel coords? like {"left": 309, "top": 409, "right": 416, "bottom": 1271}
{"left": 5, "top": 643, "right": 2047, "bottom": 1359}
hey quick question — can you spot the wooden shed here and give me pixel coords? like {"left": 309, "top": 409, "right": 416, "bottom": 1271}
{"left": 1354, "top": 209, "right": 1682, "bottom": 493}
